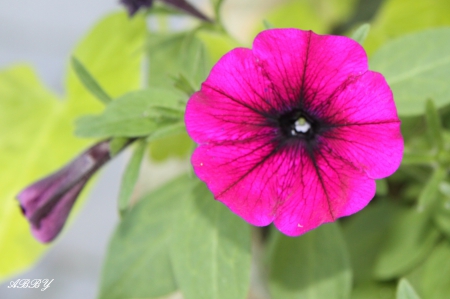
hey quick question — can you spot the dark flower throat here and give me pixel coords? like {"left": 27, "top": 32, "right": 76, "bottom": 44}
{"left": 278, "top": 108, "right": 321, "bottom": 141}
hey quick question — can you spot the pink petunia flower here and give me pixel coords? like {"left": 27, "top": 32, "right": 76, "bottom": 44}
{"left": 185, "top": 29, "right": 403, "bottom": 236}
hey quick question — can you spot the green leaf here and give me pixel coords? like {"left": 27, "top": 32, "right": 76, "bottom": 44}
{"left": 75, "top": 88, "right": 186, "bottom": 138}
{"left": 406, "top": 241, "right": 450, "bottom": 299}
{"left": 269, "top": 223, "right": 351, "bottom": 299}
{"left": 196, "top": 30, "right": 240, "bottom": 64}
{"left": 417, "top": 167, "right": 446, "bottom": 211}
{"left": 0, "top": 11, "right": 145, "bottom": 280}
{"left": 149, "top": 130, "right": 193, "bottom": 161}
{"left": 109, "top": 137, "right": 130, "bottom": 157}
{"left": 255, "top": 1, "right": 329, "bottom": 35}
{"left": 169, "top": 181, "right": 251, "bottom": 299}
{"left": 342, "top": 200, "right": 401, "bottom": 284}
{"left": 364, "top": 0, "right": 450, "bottom": 55}
{"left": 70, "top": 57, "right": 111, "bottom": 105}
{"left": 425, "top": 99, "right": 444, "bottom": 150}
{"left": 397, "top": 279, "right": 421, "bottom": 299}
{"left": 351, "top": 282, "right": 396, "bottom": 299}
{"left": 66, "top": 12, "right": 146, "bottom": 114}
{"left": 375, "top": 179, "right": 388, "bottom": 196}
{"left": 263, "top": 19, "right": 275, "bottom": 29}
{"left": 256, "top": 0, "right": 357, "bottom": 36}
{"left": 374, "top": 207, "right": 440, "bottom": 279}
{"left": 351, "top": 23, "right": 370, "bottom": 45}
{"left": 98, "top": 175, "right": 193, "bottom": 299}
{"left": 146, "top": 121, "right": 186, "bottom": 142}
{"left": 370, "top": 28, "right": 450, "bottom": 116}
{"left": 433, "top": 198, "right": 450, "bottom": 239}
{"left": 118, "top": 139, "right": 146, "bottom": 217}
{"left": 147, "top": 31, "right": 210, "bottom": 89}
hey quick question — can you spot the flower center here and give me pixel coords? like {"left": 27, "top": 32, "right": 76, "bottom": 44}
{"left": 292, "top": 117, "right": 311, "bottom": 135}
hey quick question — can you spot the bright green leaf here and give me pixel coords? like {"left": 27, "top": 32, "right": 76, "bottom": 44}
{"left": 118, "top": 139, "right": 147, "bottom": 217}
{"left": 71, "top": 57, "right": 111, "bottom": 105}
{"left": 255, "top": 1, "right": 328, "bottom": 35}
{"left": 370, "top": 28, "right": 450, "bottom": 116}
{"left": 374, "top": 207, "right": 440, "bottom": 279}
{"left": 397, "top": 279, "right": 421, "bottom": 299}
{"left": 67, "top": 12, "right": 146, "bottom": 114}
{"left": 98, "top": 175, "right": 193, "bottom": 299}
{"left": 269, "top": 223, "right": 351, "bottom": 299}
{"left": 75, "top": 88, "right": 186, "bottom": 138}
{"left": 364, "top": 0, "right": 450, "bottom": 55}
{"left": 351, "top": 23, "right": 370, "bottom": 45}
{"left": 169, "top": 181, "right": 251, "bottom": 299}
{"left": 149, "top": 130, "right": 193, "bottom": 161}
{"left": 0, "top": 11, "right": 145, "bottom": 280}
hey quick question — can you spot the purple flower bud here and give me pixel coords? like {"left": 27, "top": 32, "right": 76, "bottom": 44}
{"left": 120, "top": 0, "right": 154, "bottom": 16}
{"left": 120, "top": 0, "right": 212, "bottom": 22}
{"left": 17, "top": 141, "right": 111, "bottom": 243}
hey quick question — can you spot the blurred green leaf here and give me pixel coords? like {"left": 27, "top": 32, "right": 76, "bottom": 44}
{"left": 256, "top": 1, "right": 328, "bottom": 35}
{"left": 269, "top": 223, "right": 351, "bottom": 299}
{"left": 433, "top": 198, "right": 450, "bottom": 239}
{"left": 146, "top": 121, "right": 186, "bottom": 142}
{"left": 351, "top": 23, "right": 370, "bottom": 45}
{"left": 99, "top": 175, "right": 192, "bottom": 299}
{"left": 147, "top": 31, "right": 210, "bottom": 89}
{"left": 375, "top": 179, "right": 388, "bottom": 196}
{"left": 67, "top": 12, "right": 145, "bottom": 114}
{"left": 374, "top": 207, "right": 440, "bottom": 279}
{"left": 425, "top": 99, "right": 444, "bottom": 150}
{"left": 406, "top": 241, "right": 450, "bottom": 299}
{"left": 342, "top": 200, "right": 401, "bottom": 283}
{"left": 0, "top": 11, "right": 145, "bottom": 280}
{"left": 75, "top": 88, "right": 186, "bottom": 138}
{"left": 365, "top": 0, "right": 450, "bottom": 55}
{"left": 351, "top": 282, "right": 396, "bottom": 299}
{"left": 169, "top": 181, "right": 251, "bottom": 299}
{"left": 263, "top": 19, "right": 275, "bottom": 29}
{"left": 257, "top": 0, "right": 357, "bottom": 35}
{"left": 118, "top": 139, "right": 146, "bottom": 217}
{"left": 109, "top": 137, "right": 130, "bottom": 157}
{"left": 370, "top": 28, "right": 450, "bottom": 116}
{"left": 71, "top": 57, "right": 111, "bottom": 105}
{"left": 396, "top": 279, "right": 421, "bottom": 299}
{"left": 417, "top": 167, "right": 446, "bottom": 210}
{"left": 149, "top": 130, "right": 193, "bottom": 161}
{"left": 196, "top": 30, "right": 240, "bottom": 64}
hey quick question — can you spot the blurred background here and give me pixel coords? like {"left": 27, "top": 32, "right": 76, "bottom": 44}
{"left": 0, "top": 1, "right": 133, "bottom": 298}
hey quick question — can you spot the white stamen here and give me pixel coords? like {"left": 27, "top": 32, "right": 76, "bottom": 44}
{"left": 294, "top": 117, "right": 311, "bottom": 133}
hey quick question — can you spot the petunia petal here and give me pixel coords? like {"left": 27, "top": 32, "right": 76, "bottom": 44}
{"left": 192, "top": 138, "right": 376, "bottom": 236}
{"left": 185, "top": 48, "right": 278, "bottom": 145}
{"left": 252, "top": 29, "right": 368, "bottom": 109}
{"left": 319, "top": 72, "right": 403, "bottom": 179}
{"left": 273, "top": 143, "right": 375, "bottom": 236}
